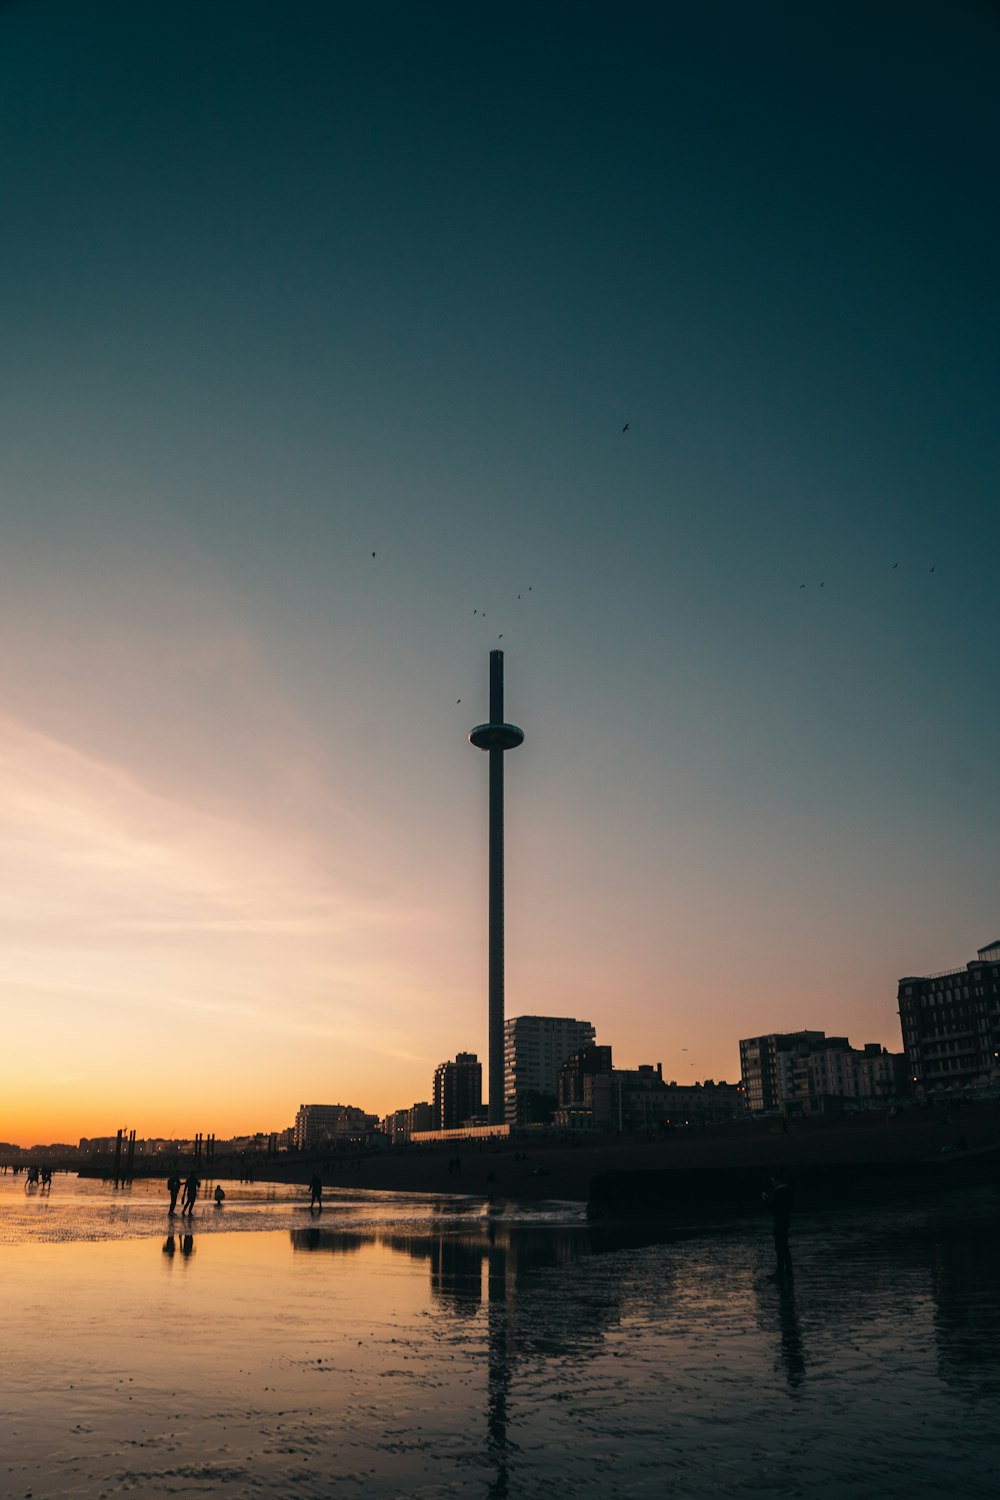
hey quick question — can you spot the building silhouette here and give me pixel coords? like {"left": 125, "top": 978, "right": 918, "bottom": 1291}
{"left": 503, "top": 1014, "right": 596, "bottom": 1123}
{"left": 433, "top": 1052, "right": 483, "bottom": 1130}
{"left": 740, "top": 1031, "right": 907, "bottom": 1115}
{"left": 898, "top": 940, "right": 1000, "bottom": 1097}
{"left": 294, "top": 1103, "right": 377, "bottom": 1149}
{"left": 383, "top": 1101, "right": 434, "bottom": 1143}
{"left": 558, "top": 1045, "right": 614, "bottom": 1108}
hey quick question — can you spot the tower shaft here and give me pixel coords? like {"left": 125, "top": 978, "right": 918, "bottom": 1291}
{"left": 488, "top": 736, "right": 505, "bottom": 1125}
{"left": 469, "top": 650, "right": 524, "bottom": 1127}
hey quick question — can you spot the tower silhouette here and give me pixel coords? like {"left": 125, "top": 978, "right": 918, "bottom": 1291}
{"left": 470, "top": 650, "right": 524, "bottom": 1124}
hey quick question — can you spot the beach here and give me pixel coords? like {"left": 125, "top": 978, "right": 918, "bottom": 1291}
{"left": 4, "top": 1172, "right": 1000, "bottom": 1498}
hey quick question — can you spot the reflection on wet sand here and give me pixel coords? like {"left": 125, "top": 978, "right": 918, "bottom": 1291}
{"left": 290, "top": 1193, "right": 1000, "bottom": 1425}
{"left": 291, "top": 1217, "right": 623, "bottom": 1497}
{"left": 161, "top": 1232, "right": 195, "bottom": 1260}
{"left": 931, "top": 1218, "right": 1000, "bottom": 1395}
{"left": 8, "top": 1185, "right": 1000, "bottom": 1500}
{"left": 751, "top": 1274, "right": 806, "bottom": 1391}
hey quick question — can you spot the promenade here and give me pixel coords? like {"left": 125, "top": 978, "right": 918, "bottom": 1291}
{"left": 252, "top": 1101, "right": 1000, "bottom": 1207}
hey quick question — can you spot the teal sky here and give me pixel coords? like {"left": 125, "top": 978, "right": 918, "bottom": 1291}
{"left": 1, "top": 2, "right": 997, "bottom": 1141}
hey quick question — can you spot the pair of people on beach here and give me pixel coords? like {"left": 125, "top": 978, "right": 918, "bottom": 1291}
{"left": 167, "top": 1173, "right": 201, "bottom": 1215}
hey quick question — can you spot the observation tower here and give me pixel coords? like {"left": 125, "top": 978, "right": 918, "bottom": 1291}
{"left": 469, "top": 650, "right": 524, "bottom": 1125}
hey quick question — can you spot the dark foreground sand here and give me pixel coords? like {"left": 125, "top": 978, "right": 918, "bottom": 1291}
{"left": 9, "top": 1181, "right": 1000, "bottom": 1499}
{"left": 252, "top": 1102, "right": 1000, "bottom": 1205}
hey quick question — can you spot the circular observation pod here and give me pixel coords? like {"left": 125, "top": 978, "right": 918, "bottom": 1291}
{"left": 469, "top": 722, "right": 525, "bottom": 751}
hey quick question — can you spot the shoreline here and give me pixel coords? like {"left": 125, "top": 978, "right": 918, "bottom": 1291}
{"left": 69, "top": 1102, "right": 1000, "bottom": 1213}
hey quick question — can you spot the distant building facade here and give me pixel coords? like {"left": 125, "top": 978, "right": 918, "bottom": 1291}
{"left": 294, "top": 1103, "right": 378, "bottom": 1149}
{"left": 555, "top": 1056, "right": 744, "bottom": 1133}
{"left": 740, "top": 1032, "right": 826, "bottom": 1113}
{"left": 612, "top": 1063, "right": 670, "bottom": 1131}
{"left": 504, "top": 1014, "right": 596, "bottom": 1123}
{"left": 657, "top": 1079, "right": 745, "bottom": 1124}
{"left": 433, "top": 1053, "right": 482, "bottom": 1130}
{"left": 384, "top": 1109, "right": 411, "bottom": 1144}
{"left": 740, "top": 1031, "right": 907, "bottom": 1115}
{"left": 898, "top": 940, "right": 1000, "bottom": 1097}
{"left": 556, "top": 1045, "right": 614, "bottom": 1129}
{"left": 383, "top": 1101, "right": 435, "bottom": 1144}
{"left": 558, "top": 1045, "right": 614, "bottom": 1109}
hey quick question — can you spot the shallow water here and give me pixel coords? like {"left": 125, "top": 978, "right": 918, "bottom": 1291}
{"left": 0, "top": 1172, "right": 549, "bottom": 1244}
{"left": 3, "top": 1174, "right": 1000, "bottom": 1497}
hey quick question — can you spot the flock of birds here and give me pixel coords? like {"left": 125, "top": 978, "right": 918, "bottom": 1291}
{"left": 370, "top": 543, "right": 538, "bottom": 707}
{"left": 371, "top": 422, "right": 938, "bottom": 706}
{"left": 799, "top": 562, "right": 935, "bottom": 589}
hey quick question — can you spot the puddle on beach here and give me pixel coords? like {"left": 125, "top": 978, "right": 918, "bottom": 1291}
{"left": 3, "top": 1175, "right": 1000, "bottom": 1497}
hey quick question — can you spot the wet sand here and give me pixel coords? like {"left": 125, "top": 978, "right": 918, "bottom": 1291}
{"left": 4, "top": 1174, "right": 1000, "bottom": 1497}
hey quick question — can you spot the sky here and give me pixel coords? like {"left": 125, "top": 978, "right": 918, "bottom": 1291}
{"left": 1, "top": 1, "right": 997, "bottom": 1146}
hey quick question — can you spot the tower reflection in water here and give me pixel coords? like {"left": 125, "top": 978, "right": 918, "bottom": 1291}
{"left": 290, "top": 1191, "right": 1000, "bottom": 1490}
{"left": 290, "top": 1215, "right": 625, "bottom": 1497}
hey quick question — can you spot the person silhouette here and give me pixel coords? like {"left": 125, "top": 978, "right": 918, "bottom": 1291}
{"left": 762, "top": 1174, "right": 793, "bottom": 1278}
{"left": 167, "top": 1173, "right": 181, "bottom": 1214}
{"left": 213, "top": 1184, "right": 226, "bottom": 1207}
{"left": 309, "top": 1174, "right": 323, "bottom": 1212}
{"left": 180, "top": 1173, "right": 201, "bottom": 1216}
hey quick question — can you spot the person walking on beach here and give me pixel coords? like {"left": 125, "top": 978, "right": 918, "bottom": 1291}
{"left": 762, "top": 1174, "right": 793, "bottom": 1278}
{"left": 180, "top": 1172, "right": 201, "bottom": 1216}
{"left": 167, "top": 1173, "right": 182, "bottom": 1214}
{"left": 309, "top": 1174, "right": 323, "bottom": 1212}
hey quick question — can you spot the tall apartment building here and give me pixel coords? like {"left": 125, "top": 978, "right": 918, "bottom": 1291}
{"left": 898, "top": 940, "right": 1000, "bottom": 1096}
{"left": 503, "top": 1014, "right": 596, "bottom": 1123}
{"left": 740, "top": 1032, "right": 906, "bottom": 1114}
{"left": 740, "top": 1032, "right": 826, "bottom": 1112}
{"left": 433, "top": 1053, "right": 482, "bottom": 1130}
{"left": 294, "top": 1103, "right": 377, "bottom": 1149}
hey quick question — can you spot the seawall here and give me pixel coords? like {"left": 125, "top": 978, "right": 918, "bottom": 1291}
{"left": 587, "top": 1143, "right": 1000, "bottom": 1222}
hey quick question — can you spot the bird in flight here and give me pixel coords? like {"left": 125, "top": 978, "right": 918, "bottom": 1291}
{"left": 622, "top": 422, "right": 629, "bottom": 433}
{"left": 930, "top": 566, "right": 935, "bottom": 573}
{"left": 371, "top": 551, "right": 376, "bottom": 558}
{"left": 800, "top": 584, "right": 806, "bottom": 589}
{"left": 891, "top": 562, "right": 898, "bottom": 569}
{"left": 456, "top": 699, "right": 461, "bottom": 704}
{"left": 474, "top": 609, "right": 477, "bottom": 614}
{"left": 498, "top": 633, "right": 503, "bottom": 639}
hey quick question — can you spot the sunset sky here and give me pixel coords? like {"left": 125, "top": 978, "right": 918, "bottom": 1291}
{"left": 1, "top": 2, "right": 997, "bottom": 1146}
